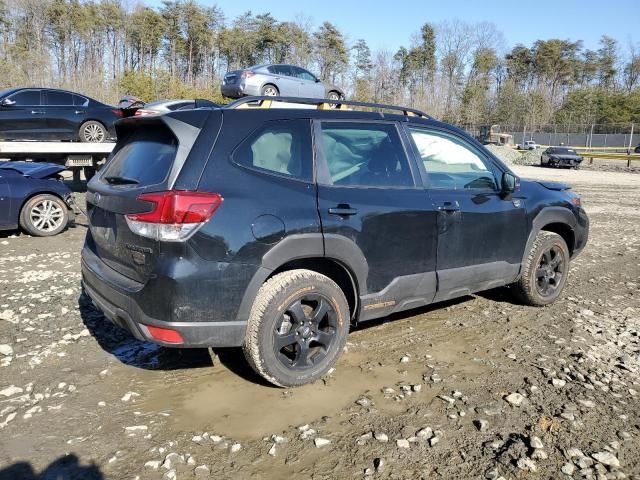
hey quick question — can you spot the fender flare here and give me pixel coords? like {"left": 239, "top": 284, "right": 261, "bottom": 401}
{"left": 520, "top": 206, "right": 577, "bottom": 268}
{"left": 234, "top": 234, "right": 369, "bottom": 322}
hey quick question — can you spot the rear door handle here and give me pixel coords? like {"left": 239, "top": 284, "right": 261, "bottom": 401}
{"left": 74, "top": 110, "right": 84, "bottom": 114}
{"left": 328, "top": 205, "right": 358, "bottom": 217}
{"left": 30, "top": 110, "right": 45, "bottom": 115}
{"left": 438, "top": 200, "right": 461, "bottom": 213}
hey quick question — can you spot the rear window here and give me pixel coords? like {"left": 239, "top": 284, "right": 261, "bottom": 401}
{"left": 101, "top": 126, "right": 178, "bottom": 185}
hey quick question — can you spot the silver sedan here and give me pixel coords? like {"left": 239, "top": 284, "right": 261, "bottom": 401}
{"left": 221, "top": 64, "right": 344, "bottom": 101}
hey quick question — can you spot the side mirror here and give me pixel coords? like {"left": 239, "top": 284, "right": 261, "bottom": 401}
{"left": 0, "top": 98, "right": 15, "bottom": 107}
{"left": 501, "top": 172, "right": 519, "bottom": 196}
{"left": 315, "top": 77, "right": 321, "bottom": 83}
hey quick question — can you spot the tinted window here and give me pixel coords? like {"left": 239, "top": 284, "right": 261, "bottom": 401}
{"left": 7, "top": 90, "right": 40, "bottom": 106}
{"left": 293, "top": 67, "right": 316, "bottom": 81}
{"left": 409, "top": 128, "right": 497, "bottom": 190}
{"left": 170, "top": 101, "right": 194, "bottom": 111}
{"left": 269, "top": 65, "right": 293, "bottom": 77}
{"left": 45, "top": 90, "right": 73, "bottom": 106}
{"left": 233, "top": 119, "right": 312, "bottom": 181}
{"left": 548, "top": 147, "right": 576, "bottom": 155}
{"left": 319, "top": 123, "right": 414, "bottom": 188}
{"left": 73, "top": 94, "right": 88, "bottom": 106}
{"left": 101, "top": 126, "right": 178, "bottom": 185}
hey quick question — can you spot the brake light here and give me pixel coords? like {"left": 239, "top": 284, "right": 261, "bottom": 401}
{"left": 111, "top": 109, "right": 123, "bottom": 118}
{"left": 125, "top": 191, "right": 223, "bottom": 242}
{"left": 134, "top": 109, "right": 157, "bottom": 116}
{"left": 241, "top": 70, "right": 255, "bottom": 79}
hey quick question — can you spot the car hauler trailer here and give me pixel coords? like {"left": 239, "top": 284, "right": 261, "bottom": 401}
{"left": 0, "top": 141, "right": 115, "bottom": 182}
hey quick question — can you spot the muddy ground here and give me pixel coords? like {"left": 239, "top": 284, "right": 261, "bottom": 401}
{"left": 0, "top": 165, "right": 639, "bottom": 480}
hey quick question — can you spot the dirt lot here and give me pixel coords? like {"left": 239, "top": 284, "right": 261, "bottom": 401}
{"left": 0, "top": 165, "right": 639, "bottom": 480}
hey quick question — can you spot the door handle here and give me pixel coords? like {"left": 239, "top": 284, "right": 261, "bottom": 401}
{"left": 30, "top": 110, "right": 45, "bottom": 115}
{"left": 328, "top": 205, "right": 358, "bottom": 217}
{"left": 438, "top": 200, "right": 461, "bottom": 213}
{"left": 74, "top": 110, "right": 84, "bottom": 114}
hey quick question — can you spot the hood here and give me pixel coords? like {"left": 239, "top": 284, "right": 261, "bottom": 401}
{"left": 536, "top": 181, "right": 571, "bottom": 191}
{"left": 0, "top": 161, "right": 66, "bottom": 179}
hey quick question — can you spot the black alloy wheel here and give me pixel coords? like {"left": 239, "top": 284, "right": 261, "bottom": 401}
{"left": 273, "top": 293, "right": 338, "bottom": 370}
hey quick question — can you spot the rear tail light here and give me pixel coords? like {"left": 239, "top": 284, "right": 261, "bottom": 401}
{"left": 134, "top": 109, "right": 157, "bottom": 116}
{"left": 145, "top": 324, "right": 184, "bottom": 344}
{"left": 240, "top": 70, "right": 255, "bottom": 79}
{"left": 111, "top": 109, "right": 123, "bottom": 118}
{"left": 125, "top": 191, "right": 223, "bottom": 242}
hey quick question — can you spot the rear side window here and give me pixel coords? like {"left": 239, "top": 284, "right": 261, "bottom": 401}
{"left": 45, "top": 90, "right": 73, "bottom": 106}
{"left": 318, "top": 122, "right": 414, "bottom": 188}
{"left": 101, "top": 126, "right": 178, "bottom": 185}
{"left": 73, "top": 94, "right": 88, "bottom": 106}
{"left": 232, "top": 119, "right": 312, "bottom": 181}
{"left": 7, "top": 90, "right": 40, "bottom": 106}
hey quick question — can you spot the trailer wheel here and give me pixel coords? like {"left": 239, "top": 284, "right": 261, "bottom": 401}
{"left": 79, "top": 121, "right": 107, "bottom": 143}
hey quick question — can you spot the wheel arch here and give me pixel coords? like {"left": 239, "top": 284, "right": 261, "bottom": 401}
{"left": 234, "top": 234, "right": 366, "bottom": 324}
{"left": 520, "top": 207, "right": 577, "bottom": 269}
{"left": 19, "top": 189, "right": 69, "bottom": 216}
{"left": 260, "top": 82, "right": 279, "bottom": 94}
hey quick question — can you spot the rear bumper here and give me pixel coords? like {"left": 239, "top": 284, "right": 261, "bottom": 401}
{"left": 81, "top": 248, "right": 247, "bottom": 348}
{"left": 221, "top": 84, "right": 245, "bottom": 99}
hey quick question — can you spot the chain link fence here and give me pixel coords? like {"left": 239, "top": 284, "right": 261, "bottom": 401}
{"left": 461, "top": 123, "right": 637, "bottom": 149}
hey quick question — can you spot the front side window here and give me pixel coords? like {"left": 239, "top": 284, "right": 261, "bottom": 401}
{"left": 233, "top": 120, "right": 312, "bottom": 181}
{"left": 7, "top": 90, "right": 40, "bottom": 106}
{"left": 318, "top": 122, "right": 414, "bottom": 188}
{"left": 409, "top": 128, "right": 498, "bottom": 190}
{"left": 294, "top": 67, "right": 316, "bottom": 81}
{"left": 45, "top": 90, "right": 73, "bottom": 106}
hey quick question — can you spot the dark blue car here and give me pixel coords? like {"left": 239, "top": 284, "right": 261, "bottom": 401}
{"left": 0, "top": 161, "right": 75, "bottom": 236}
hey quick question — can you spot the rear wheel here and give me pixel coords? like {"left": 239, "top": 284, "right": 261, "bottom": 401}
{"left": 261, "top": 84, "right": 279, "bottom": 97}
{"left": 512, "top": 231, "right": 570, "bottom": 306}
{"left": 20, "top": 194, "right": 68, "bottom": 237}
{"left": 327, "top": 91, "right": 342, "bottom": 108}
{"left": 79, "top": 121, "right": 107, "bottom": 143}
{"left": 243, "top": 269, "right": 350, "bottom": 387}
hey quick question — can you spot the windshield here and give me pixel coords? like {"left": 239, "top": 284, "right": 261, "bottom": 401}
{"left": 549, "top": 147, "right": 576, "bottom": 155}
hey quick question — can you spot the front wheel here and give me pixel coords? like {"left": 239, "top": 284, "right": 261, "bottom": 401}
{"left": 512, "top": 231, "right": 570, "bottom": 306}
{"left": 20, "top": 194, "right": 69, "bottom": 237}
{"left": 79, "top": 121, "right": 107, "bottom": 143}
{"left": 243, "top": 270, "right": 350, "bottom": 387}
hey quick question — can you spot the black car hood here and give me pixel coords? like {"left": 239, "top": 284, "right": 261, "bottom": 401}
{"left": 0, "top": 161, "right": 66, "bottom": 179}
{"left": 536, "top": 181, "right": 571, "bottom": 191}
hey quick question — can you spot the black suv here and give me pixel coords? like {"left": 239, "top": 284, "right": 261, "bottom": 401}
{"left": 81, "top": 97, "right": 589, "bottom": 387}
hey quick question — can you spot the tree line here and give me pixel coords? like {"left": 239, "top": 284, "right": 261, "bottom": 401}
{"left": 1, "top": 0, "right": 639, "bottom": 131}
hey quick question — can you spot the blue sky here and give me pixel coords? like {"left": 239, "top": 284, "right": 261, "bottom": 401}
{"left": 148, "top": 0, "right": 638, "bottom": 53}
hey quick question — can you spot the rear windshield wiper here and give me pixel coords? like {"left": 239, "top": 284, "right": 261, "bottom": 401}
{"left": 104, "top": 176, "right": 139, "bottom": 185}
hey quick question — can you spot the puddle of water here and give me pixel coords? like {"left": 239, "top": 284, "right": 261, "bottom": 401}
{"left": 143, "top": 313, "right": 490, "bottom": 441}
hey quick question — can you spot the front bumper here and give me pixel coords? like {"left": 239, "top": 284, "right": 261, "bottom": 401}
{"left": 572, "top": 207, "right": 589, "bottom": 257}
{"left": 81, "top": 248, "right": 247, "bottom": 348}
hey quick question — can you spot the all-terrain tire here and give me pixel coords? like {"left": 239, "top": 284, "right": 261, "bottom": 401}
{"left": 513, "top": 231, "right": 570, "bottom": 306}
{"left": 19, "top": 194, "right": 68, "bottom": 237}
{"left": 243, "top": 269, "right": 350, "bottom": 387}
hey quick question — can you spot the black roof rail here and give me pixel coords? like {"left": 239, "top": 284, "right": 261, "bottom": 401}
{"left": 225, "top": 96, "right": 431, "bottom": 119}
